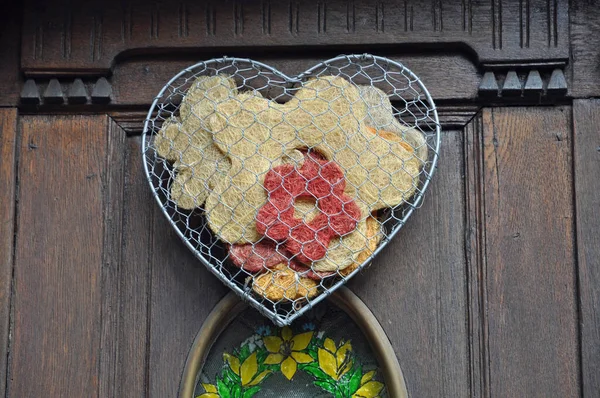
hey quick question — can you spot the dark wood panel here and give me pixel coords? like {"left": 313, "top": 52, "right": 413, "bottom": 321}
{"left": 0, "top": 3, "right": 21, "bottom": 105}
{"left": 10, "top": 115, "right": 109, "bottom": 397}
{"left": 464, "top": 113, "right": 487, "bottom": 398}
{"left": 114, "top": 135, "right": 153, "bottom": 397}
{"left": 350, "top": 130, "right": 469, "bottom": 397}
{"left": 21, "top": 0, "right": 568, "bottom": 76}
{"left": 98, "top": 118, "right": 126, "bottom": 398}
{"left": 481, "top": 107, "right": 578, "bottom": 397}
{"left": 111, "top": 53, "right": 479, "bottom": 104}
{"left": 0, "top": 109, "right": 18, "bottom": 398}
{"left": 573, "top": 100, "right": 600, "bottom": 398}
{"left": 144, "top": 134, "right": 229, "bottom": 396}
{"left": 570, "top": 0, "right": 600, "bottom": 98}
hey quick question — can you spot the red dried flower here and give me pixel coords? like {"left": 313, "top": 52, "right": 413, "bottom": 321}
{"left": 228, "top": 241, "right": 335, "bottom": 280}
{"left": 256, "top": 152, "right": 361, "bottom": 263}
{"left": 228, "top": 242, "right": 289, "bottom": 273}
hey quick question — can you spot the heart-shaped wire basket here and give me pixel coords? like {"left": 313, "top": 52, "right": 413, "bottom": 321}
{"left": 142, "top": 54, "right": 440, "bottom": 326}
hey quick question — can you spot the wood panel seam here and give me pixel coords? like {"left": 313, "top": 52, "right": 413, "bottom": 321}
{"left": 19, "top": 0, "right": 570, "bottom": 76}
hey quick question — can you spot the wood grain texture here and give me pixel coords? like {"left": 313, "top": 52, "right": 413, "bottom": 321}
{"left": 570, "top": 0, "right": 600, "bottom": 98}
{"left": 573, "top": 100, "right": 600, "bottom": 398}
{"left": 10, "top": 115, "right": 109, "bottom": 397}
{"left": 20, "top": 0, "right": 568, "bottom": 76}
{"left": 0, "top": 109, "right": 18, "bottom": 398}
{"left": 350, "top": 130, "right": 469, "bottom": 397}
{"left": 481, "top": 107, "right": 579, "bottom": 397}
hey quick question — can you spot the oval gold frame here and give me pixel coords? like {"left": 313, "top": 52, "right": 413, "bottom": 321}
{"left": 179, "top": 287, "right": 408, "bottom": 398}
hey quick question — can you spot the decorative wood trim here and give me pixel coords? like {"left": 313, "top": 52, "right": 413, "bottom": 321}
{"left": 104, "top": 104, "right": 481, "bottom": 136}
{"left": 109, "top": 111, "right": 149, "bottom": 135}
{"left": 20, "top": 77, "right": 111, "bottom": 105}
{"left": 571, "top": 0, "right": 600, "bottom": 97}
{"left": 433, "top": 105, "right": 481, "bottom": 128}
{"left": 464, "top": 112, "right": 489, "bottom": 398}
{"left": 15, "top": 0, "right": 572, "bottom": 108}
{"left": 478, "top": 67, "right": 568, "bottom": 98}
{"left": 21, "top": 0, "right": 568, "bottom": 77}
{"left": 12, "top": 104, "right": 498, "bottom": 134}
{"left": 17, "top": 70, "right": 568, "bottom": 121}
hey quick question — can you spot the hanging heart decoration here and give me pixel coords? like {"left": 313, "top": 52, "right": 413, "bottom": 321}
{"left": 142, "top": 54, "right": 440, "bottom": 326}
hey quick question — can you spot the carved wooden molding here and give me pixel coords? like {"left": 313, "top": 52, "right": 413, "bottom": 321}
{"left": 22, "top": 0, "right": 568, "bottom": 77}
{"left": 464, "top": 112, "right": 489, "bottom": 398}
{"left": 20, "top": 77, "right": 112, "bottom": 105}
{"left": 18, "top": 0, "right": 571, "bottom": 108}
{"left": 18, "top": 62, "right": 569, "bottom": 108}
{"left": 103, "top": 104, "right": 481, "bottom": 135}
{"left": 479, "top": 68, "right": 567, "bottom": 97}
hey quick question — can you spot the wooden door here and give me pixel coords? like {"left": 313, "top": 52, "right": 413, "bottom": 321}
{"left": 1, "top": 1, "right": 599, "bottom": 397}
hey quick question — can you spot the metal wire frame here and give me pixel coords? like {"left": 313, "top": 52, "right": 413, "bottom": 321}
{"left": 142, "top": 54, "right": 441, "bottom": 326}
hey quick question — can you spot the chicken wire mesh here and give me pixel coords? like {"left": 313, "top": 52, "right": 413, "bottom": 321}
{"left": 142, "top": 54, "right": 440, "bottom": 326}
